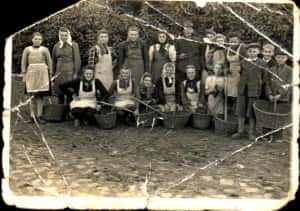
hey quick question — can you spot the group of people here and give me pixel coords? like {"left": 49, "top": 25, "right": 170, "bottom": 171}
{"left": 21, "top": 21, "right": 292, "bottom": 140}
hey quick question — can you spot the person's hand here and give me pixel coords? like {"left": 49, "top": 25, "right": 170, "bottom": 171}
{"left": 96, "top": 104, "right": 102, "bottom": 111}
{"left": 179, "top": 53, "right": 187, "bottom": 59}
{"left": 274, "top": 94, "right": 281, "bottom": 101}
{"left": 177, "top": 104, "right": 183, "bottom": 111}
{"left": 133, "top": 109, "right": 139, "bottom": 116}
{"left": 21, "top": 73, "right": 26, "bottom": 82}
{"left": 72, "top": 94, "right": 79, "bottom": 101}
{"left": 268, "top": 95, "right": 274, "bottom": 102}
{"left": 73, "top": 73, "right": 78, "bottom": 80}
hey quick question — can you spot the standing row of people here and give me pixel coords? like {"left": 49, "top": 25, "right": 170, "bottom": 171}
{"left": 21, "top": 22, "right": 292, "bottom": 140}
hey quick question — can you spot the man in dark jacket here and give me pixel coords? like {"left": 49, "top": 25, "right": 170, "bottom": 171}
{"left": 175, "top": 20, "right": 204, "bottom": 83}
{"left": 117, "top": 26, "right": 149, "bottom": 84}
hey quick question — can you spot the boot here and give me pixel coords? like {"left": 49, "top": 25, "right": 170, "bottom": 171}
{"left": 232, "top": 117, "right": 245, "bottom": 139}
{"left": 249, "top": 118, "right": 256, "bottom": 141}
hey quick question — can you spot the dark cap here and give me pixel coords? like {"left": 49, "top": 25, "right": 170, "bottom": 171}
{"left": 274, "top": 48, "right": 287, "bottom": 56}
{"left": 246, "top": 42, "right": 260, "bottom": 49}
{"left": 183, "top": 20, "right": 193, "bottom": 28}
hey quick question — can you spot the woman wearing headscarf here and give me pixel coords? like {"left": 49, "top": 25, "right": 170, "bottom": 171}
{"left": 88, "top": 28, "right": 115, "bottom": 91}
{"left": 155, "top": 62, "right": 182, "bottom": 112}
{"left": 118, "top": 26, "right": 149, "bottom": 84}
{"left": 52, "top": 27, "right": 81, "bottom": 104}
{"left": 149, "top": 32, "right": 176, "bottom": 84}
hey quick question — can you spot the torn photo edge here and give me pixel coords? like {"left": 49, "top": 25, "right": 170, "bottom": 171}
{"left": 1, "top": 0, "right": 299, "bottom": 210}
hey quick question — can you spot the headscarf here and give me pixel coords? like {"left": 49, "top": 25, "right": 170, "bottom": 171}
{"left": 157, "top": 32, "right": 169, "bottom": 57}
{"left": 161, "top": 62, "right": 175, "bottom": 78}
{"left": 58, "top": 27, "right": 73, "bottom": 48}
{"left": 162, "top": 62, "right": 175, "bottom": 86}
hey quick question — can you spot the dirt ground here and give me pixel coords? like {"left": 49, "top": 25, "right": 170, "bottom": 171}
{"left": 7, "top": 78, "right": 291, "bottom": 199}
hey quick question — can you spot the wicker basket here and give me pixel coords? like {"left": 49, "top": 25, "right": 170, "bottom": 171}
{"left": 214, "top": 114, "right": 238, "bottom": 135}
{"left": 162, "top": 111, "right": 191, "bottom": 129}
{"left": 136, "top": 111, "right": 158, "bottom": 127}
{"left": 253, "top": 100, "right": 291, "bottom": 130}
{"left": 94, "top": 111, "right": 117, "bottom": 129}
{"left": 43, "top": 104, "right": 66, "bottom": 122}
{"left": 192, "top": 112, "right": 212, "bottom": 129}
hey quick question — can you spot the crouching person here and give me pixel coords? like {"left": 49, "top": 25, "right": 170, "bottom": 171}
{"left": 139, "top": 72, "right": 157, "bottom": 113}
{"left": 59, "top": 67, "right": 109, "bottom": 127}
{"left": 232, "top": 43, "right": 267, "bottom": 140}
{"left": 181, "top": 64, "right": 204, "bottom": 113}
{"left": 156, "top": 62, "right": 182, "bottom": 112}
{"left": 109, "top": 66, "right": 139, "bottom": 124}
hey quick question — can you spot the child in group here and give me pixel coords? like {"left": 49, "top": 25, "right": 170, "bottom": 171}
{"left": 212, "top": 33, "right": 228, "bottom": 68}
{"left": 260, "top": 42, "right": 276, "bottom": 100}
{"left": 21, "top": 32, "right": 52, "bottom": 124}
{"left": 202, "top": 27, "right": 217, "bottom": 89}
{"left": 59, "top": 68, "right": 109, "bottom": 127}
{"left": 139, "top": 72, "right": 157, "bottom": 113}
{"left": 226, "top": 33, "right": 244, "bottom": 115}
{"left": 266, "top": 48, "right": 292, "bottom": 103}
{"left": 156, "top": 62, "right": 182, "bottom": 112}
{"left": 265, "top": 48, "right": 292, "bottom": 139}
{"left": 109, "top": 66, "right": 140, "bottom": 124}
{"left": 205, "top": 63, "right": 225, "bottom": 115}
{"left": 232, "top": 43, "right": 267, "bottom": 140}
{"left": 181, "top": 65, "right": 204, "bottom": 113}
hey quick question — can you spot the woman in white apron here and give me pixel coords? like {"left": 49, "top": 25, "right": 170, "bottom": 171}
{"left": 59, "top": 68, "right": 109, "bottom": 127}
{"left": 88, "top": 28, "right": 114, "bottom": 91}
{"left": 156, "top": 63, "right": 182, "bottom": 113}
{"left": 21, "top": 32, "right": 52, "bottom": 124}
{"left": 181, "top": 65, "right": 203, "bottom": 113}
{"left": 109, "top": 67, "right": 140, "bottom": 124}
{"left": 226, "top": 35, "right": 243, "bottom": 115}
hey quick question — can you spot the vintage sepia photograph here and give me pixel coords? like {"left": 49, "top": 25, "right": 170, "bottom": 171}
{"left": 2, "top": 0, "right": 299, "bottom": 210}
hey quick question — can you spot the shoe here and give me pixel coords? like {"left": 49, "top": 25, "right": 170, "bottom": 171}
{"left": 74, "top": 119, "right": 80, "bottom": 127}
{"left": 232, "top": 132, "right": 244, "bottom": 139}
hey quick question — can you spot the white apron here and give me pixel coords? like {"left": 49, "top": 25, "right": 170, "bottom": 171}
{"left": 25, "top": 63, "right": 49, "bottom": 93}
{"left": 70, "top": 81, "right": 97, "bottom": 109}
{"left": 163, "top": 77, "right": 176, "bottom": 112}
{"left": 114, "top": 80, "right": 135, "bottom": 108}
{"left": 94, "top": 46, "right": 113, "bottom": 90}
{"left": 205, "top": 75, "right": 225, "bottom": 115}
{"left": 226, "top": 45, "right": 241, "bottom": 97}
{"left": 184, "top": 80, "right": 200, "bottom": 112}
